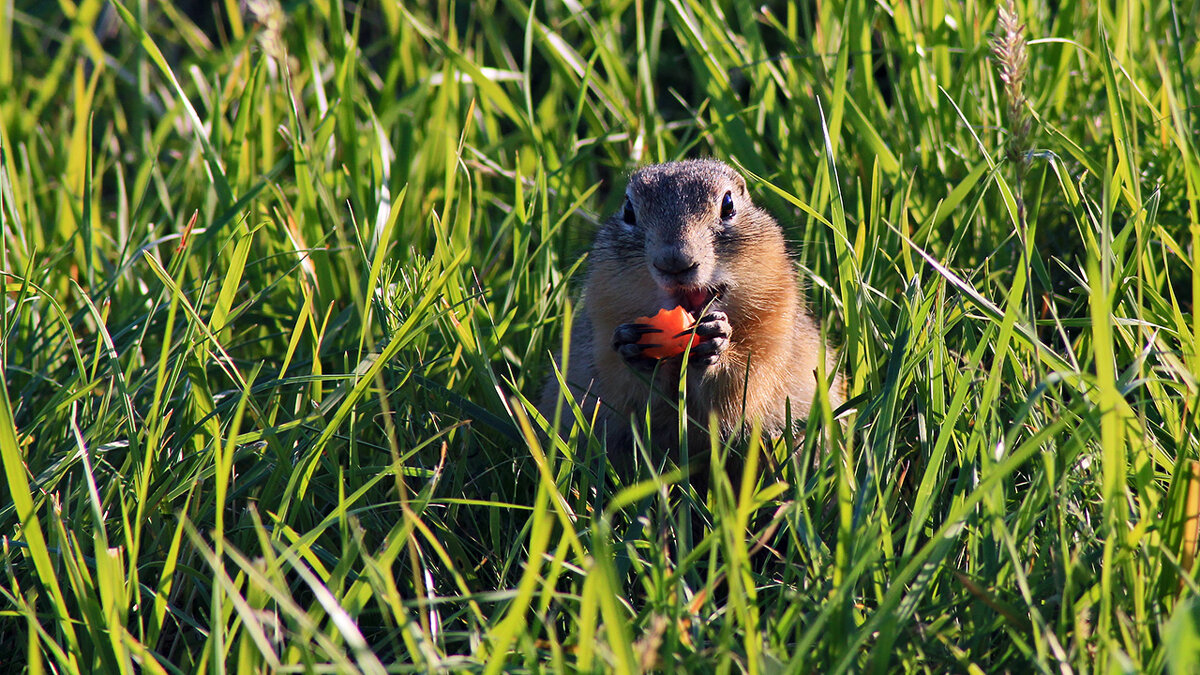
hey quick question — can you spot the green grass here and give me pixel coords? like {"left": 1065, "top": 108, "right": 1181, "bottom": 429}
{"left": 2, "top": 0, "right": 1199, "bottom": 671}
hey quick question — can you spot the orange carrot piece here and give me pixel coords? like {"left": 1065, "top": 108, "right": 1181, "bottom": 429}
{"left": 635, "top": 306, "right": 700, "bottom": 359}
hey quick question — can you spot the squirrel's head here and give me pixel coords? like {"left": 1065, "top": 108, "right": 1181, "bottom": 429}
{"left": 597, "top": 159, "right": 780, "bottom": 315}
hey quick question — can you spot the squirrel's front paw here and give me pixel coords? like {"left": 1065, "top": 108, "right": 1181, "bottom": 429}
{"left": 685, "top": 311, "right": 731, "bottom": 367}
{"left": 612, "top": 323, "right": 659, "bottom": 371}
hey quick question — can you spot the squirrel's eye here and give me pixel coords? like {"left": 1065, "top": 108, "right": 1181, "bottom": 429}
{"left": 622, "top": 200, "right": 637, "bottom": 226}
{"left": 720, "top": 191, "right": 735, "bottom": 220}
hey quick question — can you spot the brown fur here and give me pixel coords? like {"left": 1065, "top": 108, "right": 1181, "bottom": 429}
{"left": 542, "top": 160, "right": 843, "bottom": 464}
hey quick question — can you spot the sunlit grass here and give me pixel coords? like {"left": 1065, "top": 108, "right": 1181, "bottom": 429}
{"left": 2, "top": 0, "right": 1199, "bottom": 671}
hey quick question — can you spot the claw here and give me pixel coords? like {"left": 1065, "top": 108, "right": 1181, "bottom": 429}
{"left": 613, "top": 322, "right": 665, "bottom": 371}
{"left": 683, "top": 311, "right": 731, "bottom": 368}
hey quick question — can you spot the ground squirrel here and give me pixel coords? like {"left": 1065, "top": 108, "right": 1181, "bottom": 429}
{"left": 543, "top": 159, "right": 843, "bottom": 466}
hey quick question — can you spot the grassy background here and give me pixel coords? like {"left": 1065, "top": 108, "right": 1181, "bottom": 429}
{"left": 2, "top": 0, "right": 1199, "bottom": 671}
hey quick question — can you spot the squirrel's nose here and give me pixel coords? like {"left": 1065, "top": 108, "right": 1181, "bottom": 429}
{"left": 653, "top": 252, "right": 699, "bottom": 279}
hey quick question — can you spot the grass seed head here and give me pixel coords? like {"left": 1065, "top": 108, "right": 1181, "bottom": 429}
{"left": 991, "top": 0, "right": 1033, "bottom": 166}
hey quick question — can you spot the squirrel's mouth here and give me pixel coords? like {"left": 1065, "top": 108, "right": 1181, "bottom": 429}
{"left": 675, "top": 286, "right": 722, "bottom": 315}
